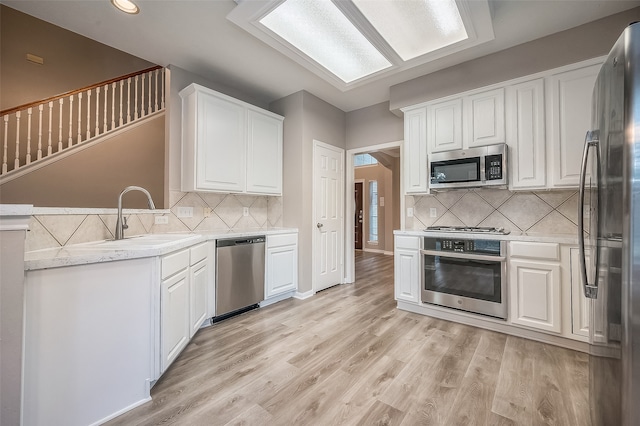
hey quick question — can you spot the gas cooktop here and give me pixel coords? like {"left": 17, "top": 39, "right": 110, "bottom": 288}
{"left": 424, "top": 226, "right": 510, "bottom": 235}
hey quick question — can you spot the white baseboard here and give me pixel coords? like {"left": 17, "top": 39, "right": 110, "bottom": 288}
{"left": 294, "top": 289, "right": 314, "bottom": 300}
{"left": 363, "top": 248, "right": 394, "bottom": 256}
{"left": 260, "top": 290, "right": 296, "bottom": 307}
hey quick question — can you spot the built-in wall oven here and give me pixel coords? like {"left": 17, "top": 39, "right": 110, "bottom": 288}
{"left": 421, "top": 234, "right": 507, "bottom": 320}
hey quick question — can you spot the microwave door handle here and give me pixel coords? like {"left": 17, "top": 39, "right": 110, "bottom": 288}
{"left": 578, "top": 130, "right": 599, "bottom": 299}
{"left": 421, "top": 249, "right": 505, "bottom": 262}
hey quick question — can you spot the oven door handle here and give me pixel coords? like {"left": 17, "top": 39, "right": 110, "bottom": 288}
{"left": 420, "top": 249, "right": 505, "bottom": 262}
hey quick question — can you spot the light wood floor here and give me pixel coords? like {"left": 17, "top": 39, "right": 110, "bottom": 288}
{"left": 107, "top": 251, "right": 590, "bottom": 426}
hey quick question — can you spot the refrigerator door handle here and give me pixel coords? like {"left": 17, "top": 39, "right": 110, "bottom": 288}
{"left": 578, "top": 130, "right": 599, "bottom": 299}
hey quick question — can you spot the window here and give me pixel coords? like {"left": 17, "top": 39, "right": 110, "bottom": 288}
{"left": 369, "top": 180, "right": 378, "bottom": 243}
{"left": 354, "top": 153, "right": 378, "bottom": 167}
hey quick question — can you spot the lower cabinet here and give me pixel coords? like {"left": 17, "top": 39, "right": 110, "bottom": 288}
{"left": 509, "top": 259, "right": 561, "bottom": 333}
{"left": 160, "top": 242, "right": 212, "bottom": 374}
{"left": 569, "top": 246, "right": 590, "bottom": 338}
{"left": 265, "top": 233, "right": 298, "bottom": 300}
{"left": 394, "top": 235, "right": 421, "bottom": 304}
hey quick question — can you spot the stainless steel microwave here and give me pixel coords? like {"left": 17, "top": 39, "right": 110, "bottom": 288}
{"left": 428, "top": 144, "right": 508, "bottom": 190}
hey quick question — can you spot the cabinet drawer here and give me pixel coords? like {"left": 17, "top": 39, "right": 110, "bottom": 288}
{"left": 510, "top": 241, "right": 559, "bottom": 261}
{"left": 395, "top": 235, "right": 420, "bottom": 250}
{"left": 190, "top": 242, "right": 209, "bottom": 266}
{"left": 267, "top": 233, "right": 297, "bottom": 248}
{"left": 162, "top": 249, "right": 190, "bottom": 279}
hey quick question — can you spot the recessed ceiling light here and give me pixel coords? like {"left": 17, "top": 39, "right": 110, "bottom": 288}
{"left": 352, "top": 0, "right": 468, "bottom": 61}
{"left": 259, "top": 0, "right": 392, "bottom": 83}
{"left": 111, "top": 0, "right": 139, "bottom": 15}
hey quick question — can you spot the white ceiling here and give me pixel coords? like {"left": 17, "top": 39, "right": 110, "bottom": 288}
{"left": 3, "top": 0, "right": 639, "bottom": 112}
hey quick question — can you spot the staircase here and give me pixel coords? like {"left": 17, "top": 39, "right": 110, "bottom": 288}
{"left": 0, "top": 66, "right": 165, "bottom": 183}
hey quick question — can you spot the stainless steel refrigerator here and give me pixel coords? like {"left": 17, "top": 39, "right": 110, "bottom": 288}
{"left": 579, "top": 21, "right": 640, "bottom": 426}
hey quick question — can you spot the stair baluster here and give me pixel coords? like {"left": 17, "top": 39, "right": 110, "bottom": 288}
{"left": 26, "top": 108, "right": 32, "bottom": 165}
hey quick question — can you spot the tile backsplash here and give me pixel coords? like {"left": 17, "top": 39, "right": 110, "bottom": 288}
{"left": 26, "top": 191, "right": 283, "bottom": 252}
{"left": 406, "top": 189, "right": 585, "bottom": 235}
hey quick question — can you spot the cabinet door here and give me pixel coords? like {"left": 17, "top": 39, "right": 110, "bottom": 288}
{"left": 196, "top": 91, "right": 246, "bottom": 192}
{"left": 509, "top": 260, "right": 561, "bottom": 333}
{"left": 507, "top": 79, "right": 547, "bottom": 189}
{"left": 266, "top": 244, "right": 298, "bottom": 298}
{"left": 189, "top": 258, "right": 208, "bottom": 338}
{"left": 570, "top": 247, "right": 590, "bottom": 338}
{"left": 465, "top": 88, "right": 505, "bottom": 147}
{"left": 246, "top": 109, "right": 283, "bottom": 195}
{"left": 403, "top": 107, "right": 428, "bottom": 193}
{"left": 428, "top": 98, "right": 462, "bottom": 153}
{"left": 394, "top": 248, "right": 420, "bottom": 304}
{"left": 547, "top": 63, "right": 600, "bottom": 187}
{"left": 161, "top": 268, "right": 190, "bottom": 372}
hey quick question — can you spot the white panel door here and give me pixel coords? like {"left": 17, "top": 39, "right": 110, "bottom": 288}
{"left": 161, "top": 268, "right": 190, "bottom": 372}
{"left": 189, "top": 258, "right": 208, "bottom": 338}
{"left": 314, "top": 141, "right": 344, "bottom": 292}
{"left": 428, "top": 98, "right": 463, "bottom": 152}
{"left": 197, "top": 91, "right": 246, "bottom": 192}
{"left": 465, "top": 88, "right": 505, "bottom": 147}
{"left": 570, "top": 247, "right": 590, "bottom": 338}
{"left": 394, "top": 248, "right": 420, "bottom": 303}
{"left": 403, "top": 107, "right": 428, "bottom": 193}
{"left": 509, "top": 260, "right": 561, "bottom": 333}
{"left": 246, "top": 108, "right": 283, "bottom": 195}
{"left": 507, "top": 79, "right": 546, "bottom": 189}
{"left": 266, "top": 245, "right": 298, "bottom": 298}
{"left": 547, "top": 63, "right": 601, "bottom": 187}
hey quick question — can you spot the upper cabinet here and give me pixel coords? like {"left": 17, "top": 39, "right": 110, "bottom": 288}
{"left": 402, "top": 107, "right": 428, "bottom": 194}
{"left": 402, "top": 57, "right": 603, "bottom": 194}
{"left": 547, "top": 63, "right": 601, "bottom": 188}
{"left": 180, "top": 83, "right": 284, "bottom": 195}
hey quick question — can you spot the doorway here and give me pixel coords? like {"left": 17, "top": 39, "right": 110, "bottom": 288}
{"left": 345, "top": 141, "right": 403, "bottom": 283}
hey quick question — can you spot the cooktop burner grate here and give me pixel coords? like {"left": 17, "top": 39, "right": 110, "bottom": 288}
{"left": 424, "top": 226, "right": 510, "bottom": 235}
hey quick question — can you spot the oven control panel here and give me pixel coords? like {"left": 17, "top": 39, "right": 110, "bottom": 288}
{"left": 440, "top": 239, "right": 474, "bottom": 252}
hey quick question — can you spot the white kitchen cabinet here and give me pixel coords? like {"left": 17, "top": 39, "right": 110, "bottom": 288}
{"left": 246, "top": 108, "right": 283, "bottom": 195}
{"left": 402, "top": 106, "right": 428, "bottom": 194}
{"left": 265, "top": 233, "right": 298, "bottom": 300}
{"left": 428, "top": 98, "right": 463, "bottom": 153}
{"left": 509, "top": 241, "right": 561, "bottom": 333}
{"left": 161, "top": 249, "right": 190, "bottom": 373}
{"left": 547, "top": 62, "right": 601, "bottom": 188}
{"left": 570, "top": 247, "right": 590, "bottom": 338}
{"left": 506, "top": 78, "right": 547, "bottom": 189}
{"left": 464, "top": 88, "right": 505, "bottom": 148}
{"left": 180, "top": 83, "right": 284, "bottom": 195}
{"left": 394, "top": 235, "right": 421, "bottom": 304}
{"left": 189, "top": 242, "right": 210, "bottom": 338}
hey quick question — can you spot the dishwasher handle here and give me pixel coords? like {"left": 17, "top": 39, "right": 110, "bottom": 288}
{"left": 216, "top": 236, "right": 266, "bottom": 247}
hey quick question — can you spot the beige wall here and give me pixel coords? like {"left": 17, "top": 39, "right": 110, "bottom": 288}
{"left": 389, "top": 7, "right": 640, "bottom": 113}
{"left": 0, "top": 5, "right": 155, "bottom": 110}
{"left": 271, "top": 91, "right": 346, "bottom": 294}
{"left": 345, "top": 102, "right": 403, "bottom": 150}
{"left": 0, "top": 115, "right": 165, "bottom": 208}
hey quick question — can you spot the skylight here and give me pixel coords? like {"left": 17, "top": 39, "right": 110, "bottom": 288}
{"left": 351, "top": 0, "right": 468, "bottom": 61}
{"left": 259, "top": 0, "right": 392, "bottom": 83}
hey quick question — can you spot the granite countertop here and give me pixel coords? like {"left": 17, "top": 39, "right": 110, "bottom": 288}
{"left": 25, "top": 228, "right": 298, "bottom": 271}
{"left": 394, "top": 229, "right": 579, "bottom": 245}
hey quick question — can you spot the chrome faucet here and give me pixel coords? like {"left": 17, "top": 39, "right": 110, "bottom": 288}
{"left": 115, "top": 186, "right": 156, "bottom": 240}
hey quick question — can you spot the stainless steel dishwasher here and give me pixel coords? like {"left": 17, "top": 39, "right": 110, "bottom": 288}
{"left": 215, "top": 236, "right": 265, "bottom": 321}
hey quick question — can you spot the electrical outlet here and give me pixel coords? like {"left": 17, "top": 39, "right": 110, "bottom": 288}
{"left": 177, "top": 206, "right": 193, "bottom": 218}
{"left": 407, "top": 207, "right": 414, "bottom": 217}
{"left": 203, "top": 207, "right": 212, "bottom": 217}
{"left": 154, "top": 215, "right": 168, "bottom": 225}
{"left": 243, "top": 207, "right": 249, "bottom": 217}
{"left": 430, "top": 208, "right": 437, "bottom": 218}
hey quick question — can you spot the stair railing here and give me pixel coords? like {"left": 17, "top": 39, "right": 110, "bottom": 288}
{"left": 1, "top": 65, "right": 165, "bottom": 178}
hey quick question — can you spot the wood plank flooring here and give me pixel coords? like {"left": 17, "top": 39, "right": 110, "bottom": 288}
{"left": 107, "top": 251, "right": 590, "bottom": 426}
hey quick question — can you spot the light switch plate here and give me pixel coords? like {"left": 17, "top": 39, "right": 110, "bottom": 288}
{"left": 177, "top": 206, "right": 193, "bottom": 218}
{"left": 380, "top": 197, "right": 385, "bottom": 207}
{"left": 407, "top": 208, "right": 414, "bottom": 217}
{"left": 243, "top": 207, "right": 249, "bottom": 217}
{"left": 154, "top": 215, "right": 168, "bottom": 225}
{"left": 430, "top": 208, "right": 437, "bottom": 218}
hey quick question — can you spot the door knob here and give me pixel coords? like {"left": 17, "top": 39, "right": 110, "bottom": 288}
{"left": 317, "top": 223, "right": 323, "bottom": 229}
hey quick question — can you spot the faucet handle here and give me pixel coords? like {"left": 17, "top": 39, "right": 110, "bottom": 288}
{"left": 122, "top": 216, "right": 129, "bottom": 230}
